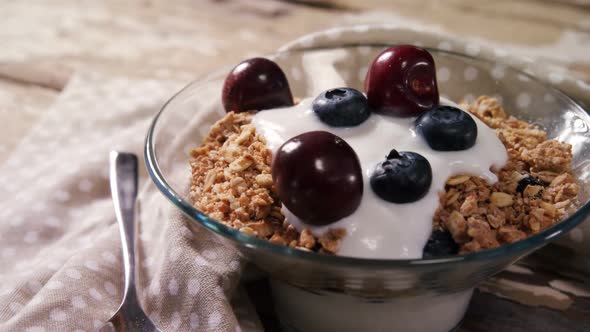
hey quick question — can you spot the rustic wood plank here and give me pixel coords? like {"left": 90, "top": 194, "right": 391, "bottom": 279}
{"left": 459, "top": 290, "right": 590, "bottom": 332}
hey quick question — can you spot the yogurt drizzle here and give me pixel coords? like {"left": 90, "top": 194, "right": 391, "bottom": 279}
{"left": 253, "top": 98, "right": 508, "bottom": 259}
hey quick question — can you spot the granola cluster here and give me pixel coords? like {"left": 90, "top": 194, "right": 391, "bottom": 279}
{"left": 189, "top": 112, "right": 345, "bottom": 254}
{"left": 434, "top": 96, "right": 579, "bottom": 253}
{"left": 189, "top": 96, "right": 579, "bottom": 255}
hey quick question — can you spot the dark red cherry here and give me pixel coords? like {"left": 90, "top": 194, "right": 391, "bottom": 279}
{"left": 272, "top": 131, "right": 363, "bottom": 226}
{"left": 222, "top": 58, "right": 294, "bottom": 113}
{"left": 365, "top": 45, "right": 439, "bottom": 117}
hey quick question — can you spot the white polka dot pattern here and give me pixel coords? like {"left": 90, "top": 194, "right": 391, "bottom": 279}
{"left": 46, "top": 261, "right": 61, "bottom": 270}
{"left": 47, "top": 280, "right": 64, "bottom": 290}
{"left": 229, "top": 260, "right": 240, "bottom": 272}
{"left": 50, "top": 309, "right": 67, "bottom": 321}
{"left": 2, "top": 247, "right": 16, "bottom": 258}
{"left": 188, "top": 278, "right": 201, "bottom": 296}
{"left": 144, "top": 256, "right": 155, "bottom": 267}
{"left": 102, "top": 251, "right": 117, "bottom": 263}
{"left": 93, "top": 320, "right": 103, "bottom": 329}
{"left": 203, "top": 250, "right": 217, "bottom": 260}
{"left": 9, "top": 217, "right": 24, "bottom": 227}
{"left": 516, "top": 93, "right": 532, "bottom": 109}
{"left": 104, "top": 281, "right": 117, "bottom": 296}
{"left": 89, "top": 288, "right": 103, "bottom": 301}
{"left": 548, "top": 72, "right": 565, "bottom": 84}
{"left": 491, "top": 95, "right": 504, "bottom": 105}
{"left": 71, "top": 296, "right": 87, "bottom": 309}
{"left": 169, "top": 247, "right": 181, "bottom": 262}
{"left": 180, "top": 226, "right": 194, "bottom": 240}
{"left": 208, "top": 311, "right": 222, "bottom": 329}
{"left": 171, "top": 311, "right": 182, "bottom": 329}
{"left": 150, "top": 280, "right": 161, "bottom": 296}
{"left": 43, "top": 216, "right": 61, "bottom": 228}
{"left": 491, "top": 64, "right": 506, "bottom": 79}
{"left": 438, "top": 41, "right": 452, "bottom": 51}
{"left": 437, "top": 67, "right": 451, "bottom": 82}
{"left": 55, "top": 190, "right": 71, "bottom": 202}
{"left": 544, "top": 93, "right": 556, "bottom": 103}
{"left": 84, "top": 260, "right": 100, "bottom": 271}
{"left": 168, "top": 279, "right": 179, "bottom": 296}
{"left": 66, "top": 268, "right": 82, "bottom": 280}
{"left": 190, "top": 312, "right": 200, "bottom": 330}
{"left": 464, "top": 66, "right": 478, "bottom": 81}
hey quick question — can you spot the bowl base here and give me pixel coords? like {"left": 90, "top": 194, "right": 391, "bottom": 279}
{"left": 271, "top": 280, "right": 473, "bottom": 332}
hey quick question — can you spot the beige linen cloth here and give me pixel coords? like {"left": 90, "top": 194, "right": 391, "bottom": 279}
{"left": 1, "top": 26, "right": 589, "bottom": 332}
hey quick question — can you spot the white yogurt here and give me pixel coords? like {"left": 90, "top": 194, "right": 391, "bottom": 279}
{"left": 253, "top": 97, "right": 508, "bottom": 259}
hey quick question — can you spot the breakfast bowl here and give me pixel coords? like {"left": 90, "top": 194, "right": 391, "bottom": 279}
{"left": 145, "top": 43, "right": 590, "bottom": 332}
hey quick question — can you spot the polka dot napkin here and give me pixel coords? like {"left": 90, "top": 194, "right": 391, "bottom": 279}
{"left": 0, "top": 72, "right": 261, "bottom": 331}
{"left": 0, "top": 25, "right": 589, "bottom": 332}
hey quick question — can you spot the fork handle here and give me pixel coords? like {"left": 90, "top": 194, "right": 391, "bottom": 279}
{"left": 109, "top": 151, "right": 139, "bottom": 303}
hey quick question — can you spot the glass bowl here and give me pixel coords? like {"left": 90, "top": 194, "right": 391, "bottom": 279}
{"left": 145, "top": 44, "right": 590, "bottom": 332}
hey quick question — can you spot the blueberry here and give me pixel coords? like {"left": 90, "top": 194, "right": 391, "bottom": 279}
{"left": 370, "top": 150, "right": 432, "bottom": 203}
{"left": 516, "top": 175, "right": 545, "bottom": 195}
{"left": 312, "top": 88, "right": 371, "bottom": 127}
{"left": 415, "top": 106, "right": 478, "bottom": 151}
{"left": 423, "top": 230, "right": 459, "bottom": 258}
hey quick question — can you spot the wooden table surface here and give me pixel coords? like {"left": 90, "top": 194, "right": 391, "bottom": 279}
{"left": 2, "top": 0, "right": 589, "bottom": 331}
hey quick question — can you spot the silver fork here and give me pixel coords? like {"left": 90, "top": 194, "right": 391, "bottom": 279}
{"left": 98, "top": 151, "right": 161, "bottom": 332}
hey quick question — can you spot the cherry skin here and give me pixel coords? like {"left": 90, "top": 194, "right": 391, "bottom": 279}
{"left": 365, "top": 45, "right": 439, "bottom": 117}
{"left": 222, "top": 58, "right": 294, "bottom": 113}
{"left": 272, "top": 131, "right": 363, "bottom": 226}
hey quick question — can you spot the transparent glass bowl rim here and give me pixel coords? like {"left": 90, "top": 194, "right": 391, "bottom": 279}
{"left": 145, "top": 43, "right": 590, "bottom": 269}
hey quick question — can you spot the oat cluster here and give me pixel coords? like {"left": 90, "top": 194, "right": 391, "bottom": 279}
{"left": 434, "top": 96, "right": 579, "bottom": 253}
{"left": 189, "top": 112, "right": 345, "bottom": 254}
{"left": 189, "top": 96, "right": 579, "bottom": 255}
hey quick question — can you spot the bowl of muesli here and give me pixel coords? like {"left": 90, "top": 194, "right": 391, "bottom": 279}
{"left": 145, "top": 43, "right": 590, "bottom": 332}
